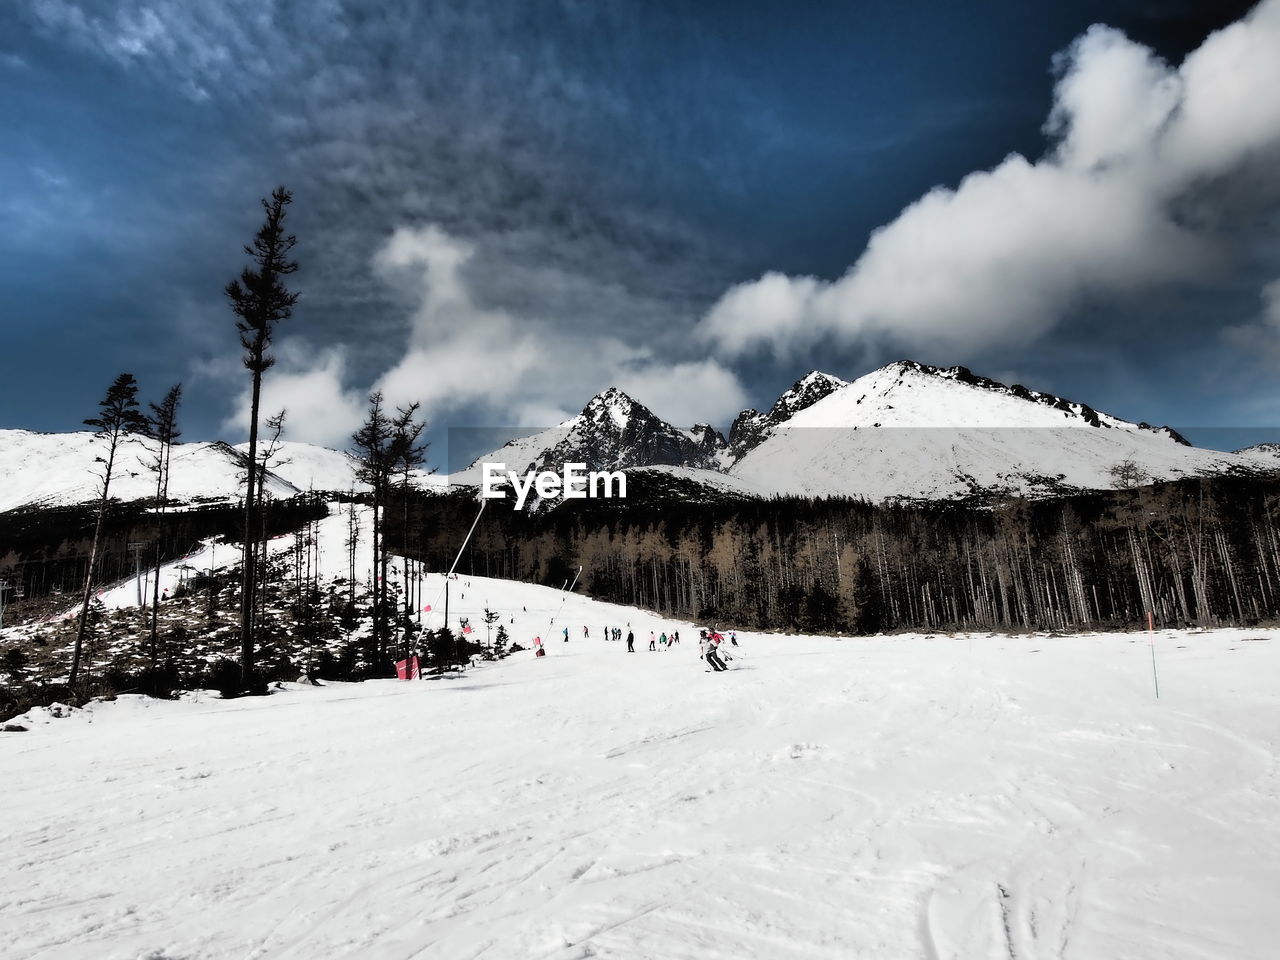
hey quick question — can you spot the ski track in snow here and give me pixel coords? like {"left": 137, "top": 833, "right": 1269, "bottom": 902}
{"left": 3, "top": 509, "right": 1278, "bottom": 958}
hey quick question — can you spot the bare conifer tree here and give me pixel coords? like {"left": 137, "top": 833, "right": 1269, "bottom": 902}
{"left": 145, "top": 383, "right": 182, "bottom": 667}
{"left": 71, "top": 373, "right": 148, "bottom": 689}
{"left": 225, "top": 187, "right": 298, "bottom": 692}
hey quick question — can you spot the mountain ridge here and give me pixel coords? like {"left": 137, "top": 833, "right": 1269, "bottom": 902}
{"left": 4, "top": 361, "right": 1273, "bottom": 511}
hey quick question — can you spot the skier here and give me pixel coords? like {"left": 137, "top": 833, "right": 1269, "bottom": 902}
{"left": 563, "top": 626, "right": 569, "bottom": 643}
{"left": 659, "top": 631, "right": 668, "bottom": 650}
{"left": 703, "top": 630, "right": 728, "bottom": 672}
{"left": 729, "top": 631, "right": 738, "bottom": 647}
{"left": 583, "top": 625, "right": 589, "bottom": 638}
{"left": 671, "top": 630, "right": 680, "bottom": 645}
{"left": 648, "top": 631, "right": 657, "bottom": 651}
{"left": 534, "top": 636, "right": 545, "bottom": 658}
{"left": 626, "top": 630, "right": 635, "bottom": 652}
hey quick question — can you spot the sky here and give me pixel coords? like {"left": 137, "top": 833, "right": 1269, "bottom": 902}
{"left": 2, "top": 0, "right": 1280, "bottom": 464}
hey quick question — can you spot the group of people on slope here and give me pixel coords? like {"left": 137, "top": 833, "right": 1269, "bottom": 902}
{"left": 618, "top": 623, "right": 740, "bottom": 673}
{"left": 544, "top": 621, "right": 741, "bottom": 672}
{"left": 646, "top": 629, "right": 681, "bottom": 652}
{"left": 615, "top": 627, "right": 683, "bottom": 652}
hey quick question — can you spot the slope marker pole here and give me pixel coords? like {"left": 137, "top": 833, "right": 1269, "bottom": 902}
{"left": 418, "top": 499, "right": 487, "bottom": 676}
{"left": 1147, "top": 610, "right": 1160, "bottom": 700}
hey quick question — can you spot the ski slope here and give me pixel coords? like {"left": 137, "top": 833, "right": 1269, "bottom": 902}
{"left": 0, "top": 429, "right": 297, "bottom": 512}
{"left": 4, "top": 572, "right": 1279, "bottom": 958}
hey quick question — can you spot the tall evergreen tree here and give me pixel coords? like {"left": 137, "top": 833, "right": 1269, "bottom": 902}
{"left": 389, "top": 403, "right": 429, "bottom": 667}
{"left": 352, "top": 393, "right": 393, "bottom": 662}
{"left": 389, "top": 403, "right": 429, "bottom": 615}
{"left": 145, "top": 383, "right": 182, "bottom": 667}
{"left": 225, "top": 187, "right": 299, "bottom": 692}
{"left": 71, "top": 373, "right": 148, "bottom": 689}
{"left": 352, "top": 398, "right": 429, "bottom": 669}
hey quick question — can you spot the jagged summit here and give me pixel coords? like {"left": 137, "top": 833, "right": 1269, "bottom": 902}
{"left": 582, "top": 386, "right": 641, "bottom": 423}
{"left": 728, "top": 370, "right": 849, "bottom": 460}
{"left": 797, "top": 360, "right": 1188, "bottom": 441}
{"left": 468, "top": 386, "right": 726, "bottom": 475}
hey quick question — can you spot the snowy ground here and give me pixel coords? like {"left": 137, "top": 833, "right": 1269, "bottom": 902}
{"left": 4, "top": 573, "right": 1279, "bottom": 959}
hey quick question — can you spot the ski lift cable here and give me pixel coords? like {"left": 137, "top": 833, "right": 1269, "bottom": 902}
{"left": 422, "top": 498, "right": 487, "bottom": 624}
{"left": 543, "top": 564, "right": 583, "bottom": 642}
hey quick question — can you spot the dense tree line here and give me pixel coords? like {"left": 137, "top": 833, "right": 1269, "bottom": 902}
{"left": 391, "top": 475, "right": 1280, "bottom": 634}
{"left": 0, "top": 497, "right": 328, "bottom": 606}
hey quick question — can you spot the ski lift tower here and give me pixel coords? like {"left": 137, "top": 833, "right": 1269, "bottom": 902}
{"left": 128, "top": 541, "right": 147, "bottom": 607}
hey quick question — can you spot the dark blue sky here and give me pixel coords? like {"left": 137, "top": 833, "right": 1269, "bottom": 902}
{"left": 2, "top": 0, "right": 1277, "bottom": 459}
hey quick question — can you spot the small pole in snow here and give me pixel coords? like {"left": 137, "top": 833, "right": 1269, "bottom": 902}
{"left": 128, "top": 541, "right": 146, "bottom": 607}
{"left": 420, "top": 499, "right": 487, "bottom": 676}
{"left": 1147, "top": 610, "right": 1160, "bottom": 700}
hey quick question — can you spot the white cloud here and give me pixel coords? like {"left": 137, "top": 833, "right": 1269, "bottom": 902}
{"left": 222, "top": 340, "right": 366, "bottom": 448}
{"left": 216, "top": 224, "right": 750, "bottom": 448}
{"left": 1224, "top": 278, "right": 1280, "bottom": 370}
{"left": 370, "top": 226, "right": 550, "bottom": 417}
{"left": 697, "top": 0, "right": 1280, "bottom": 360}
{"left": 369, "top": 225, "right": 749, "bottom": 429}
{"left": 700, "top": 272, "right": 820, "bottom": 359}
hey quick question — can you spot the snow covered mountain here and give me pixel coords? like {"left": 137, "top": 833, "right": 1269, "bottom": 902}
{"left": 1233, "top": 442, "right": 1280, "bottom": 469}
{"left": 0, "top": 429, "right": 451, "bottom": 514}
{"left": 728, "top": 361, "right": 1264, "bottom": 501}
{"left": 464, "top": 387, "right": 729, "bottom": 478}
{"left": 460, "top": 361, "right": 1268, "bottom": 504}
{"left": 230, "top": 441, "right": 443, "bottom": 495}
{"left": 727, "top": 371, "right": 849, "bottom": 461}
{"left": 4, "top": 361, "right": 1267, "bottom": 513}
{"left": 0, "top": 429, "right": 298, "bottom": 513}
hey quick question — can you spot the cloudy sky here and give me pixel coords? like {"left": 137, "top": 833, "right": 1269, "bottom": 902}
{"left": 3, "top": 0, "right": 1279, "bottom": 463}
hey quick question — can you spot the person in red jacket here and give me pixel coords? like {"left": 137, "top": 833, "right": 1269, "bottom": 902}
{"left": 701, "top": 629, "right": 728, "bottom": 672}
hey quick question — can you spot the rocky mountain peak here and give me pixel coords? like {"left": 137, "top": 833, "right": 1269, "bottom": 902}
{"left": 727, "top": 370, "right": 849, "bottom": 461}
{"left": 513, "top": 387, "right": 726, "bottom": 474}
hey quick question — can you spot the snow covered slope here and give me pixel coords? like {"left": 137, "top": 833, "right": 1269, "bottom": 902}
{"left": 729, "top": 361, "right": 1263, "bottom": 501}
{"left": 231, "top": 440, "right": 444, "bottom": 495}
{"left": 1234, "top": 442, "right": 1280, "bottom": 469}
{"left": 0, "top": 429, "right": 297, "bottom": 512}
{"left": 0, "top": 431, "right": 448, "bottom": 514}
{"left": 232, "top": 440, "right": 360, "bottom": 493}
{"left": 7, "top": 504, "right": 1277, "bottom": 958}
{"left": 5, "top": 610, "right": 1279, "bottom": 958}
